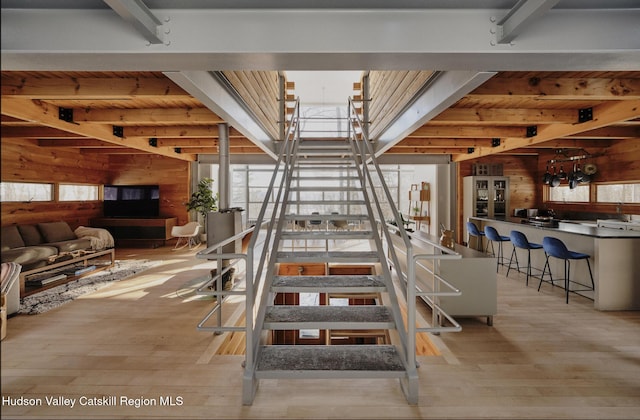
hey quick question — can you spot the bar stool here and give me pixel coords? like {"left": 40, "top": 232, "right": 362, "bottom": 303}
{"left": 466, "top": 222, "right": 485, "bottom": 251}
{"left": 507, "top": 230, "right": 543, "bottom": 286}
{"left": 539, "top": 236, "right": 595, "bottom": 304}
{"left": 484, "top": 226, "right": 511, "bottom": 272}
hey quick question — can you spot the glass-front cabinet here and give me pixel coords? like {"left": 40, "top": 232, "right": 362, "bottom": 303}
{"left": 463, "top": 176, "right": 510, "bottom": 220}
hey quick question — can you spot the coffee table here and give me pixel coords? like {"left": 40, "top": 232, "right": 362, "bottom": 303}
{"left": 19, "top": 248, "right": 115, "bottom": 298}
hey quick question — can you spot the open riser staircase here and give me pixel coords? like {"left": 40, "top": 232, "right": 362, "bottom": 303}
{"left": 196, "top": 98, "right": 461, "bottom": 406}
{"left": 240, "top": 100, "right": 419, "bottom": 405}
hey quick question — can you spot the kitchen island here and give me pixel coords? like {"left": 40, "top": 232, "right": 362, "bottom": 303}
{"left": 469, "top": 216, "right": 640, "bottom": 311}
{"left": 389, "top": 231, "right": 497, "bottom": 325}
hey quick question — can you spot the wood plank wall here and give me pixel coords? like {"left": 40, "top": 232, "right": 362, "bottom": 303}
{"left": 1, "top": 139, "right": 190, "bottom": 229}
{"left": 367, "top": 71, "right": 435, "bottom": 140}
{"left": 1, "top": 139, "right": 110, "bottom": 228}
{"left": 106, "top": 154, "right": 191, "bottom": 226}
{"left": 221, "top": 71, "right": 281, "bottom": 140}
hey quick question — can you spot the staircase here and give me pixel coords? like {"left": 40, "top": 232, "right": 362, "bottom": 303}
{"left": 239, "top": 98, "right": 421, "bottom": 405}
{"left": 197, "top": 98, "right": 459, "bottom": 406}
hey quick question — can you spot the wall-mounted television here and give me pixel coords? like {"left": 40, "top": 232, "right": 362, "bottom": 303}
{"left": 103, "top": 185, "right": 160, "bottom": 218}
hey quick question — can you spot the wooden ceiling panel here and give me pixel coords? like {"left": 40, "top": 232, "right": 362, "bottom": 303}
{"left": 2, "top": 70, "right": 639, "bottom": 161}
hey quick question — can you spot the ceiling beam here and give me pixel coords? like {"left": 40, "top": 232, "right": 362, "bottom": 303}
{"left": 2, "top": 8, "right": 638, "bottom": 71}
{"left": 564, "top": 126, "right": 640, "bottom": 139}
{"left": 496, "top": 0, "right": 560, "bottom": 44}
{"left": 375, "top": 71, "right": 497, "bottom": 155}
{"left": 409, "top": 125, "right": 527, "bottom": 138}
{"left": 468, "top": 77, "right": 640, "bottom": 100}
{"left": 104, "top": 0, "right": 165, "bottom": 45}
{"left": 165, "top": 71, "right": 277, "bottom": 159}
{"left": 174, "top": 147, "right": 265, "bottom": 154}
{"left": 72, "top": 107, "right": 225, "bottom": 124}
{"left": 1, "top": 126, "right": 91, "bottom": 139}
{"left": 454, "top": 99, "right": 640, "bottom": 161}
{"left": 395, "top": 138, "right": 494, "bottom": 148}
{"left": 430, "top": 108, "right": 577, "bottom": 125}
{"left": 1, "top": 75, "right": 191, "bottom": 100}
{"left": 37, "top": 139, "right": 120, "bottom": 148}
{"left": 124, "top": 125, "right": 221, "bottom": 138}
{"left": 385, "top": 147, "right": 470, "bottom": 155}
{"left": 1, "top": 97, "right": 195, "bottom": 161}
{"left": 156, "top": 138, "right": 256, "bottom": 148}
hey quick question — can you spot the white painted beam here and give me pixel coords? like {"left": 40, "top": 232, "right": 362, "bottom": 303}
{"left": 2, "top": 8, "right": 639, "bottom": 71}
{"left": 103, "top": 0, "right": 166, "bottom": 44}
{"left": 374, "top": 71, "right": 497, "bottom": 156}
{"left": 164, "top": 71, "right": 277, "bottom": 159}
{"left": 496, "top": 0, "right": 561, "bottom": 44}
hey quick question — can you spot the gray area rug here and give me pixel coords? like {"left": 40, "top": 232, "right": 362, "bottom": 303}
{"left": 19, "top": 259, "right": 160, "bottom": 315}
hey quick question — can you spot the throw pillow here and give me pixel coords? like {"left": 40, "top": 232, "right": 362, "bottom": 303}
{"left": 1, "top": 226, "right": 25, "bottom": 250}
{"left": 17, "top": 225, "right": 44, "bottom": 246}
{"left": 37, "top": 222, "right": 76, "bottom": 243}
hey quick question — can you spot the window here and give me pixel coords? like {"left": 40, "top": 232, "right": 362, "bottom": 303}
{"left": 59, "top": 184, "right": 99, "bottom": 201}
{"left": 548, "top": 185, "right": 590, "bottom": 203}
{"left": 0, "top": 182, "right": 53, "bottom": 202}
{"left": 596, "top": 183, "right": 640, "bottom": 203}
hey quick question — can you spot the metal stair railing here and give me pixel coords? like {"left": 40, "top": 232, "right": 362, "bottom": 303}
{"left": 386, "top": 225, "right": 463, "bottom": 334}
{"left": 346, "top": 98, "right": 463, "bottom": 375}
{"left": 195, "top": 99, "right": 301, "bottom": 399}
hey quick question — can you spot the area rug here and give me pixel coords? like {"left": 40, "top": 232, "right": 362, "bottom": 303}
{"left": 19, "top": 259, "right": 160, "bottom": 315}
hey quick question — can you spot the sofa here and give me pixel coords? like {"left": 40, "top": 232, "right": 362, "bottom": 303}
{"left": 1, "top": 222, "right": 93, "bottom": 271}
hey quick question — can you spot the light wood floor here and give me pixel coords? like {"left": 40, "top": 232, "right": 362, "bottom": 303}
{"left": 2, "top": 244, "right": 640, "bottom": 419}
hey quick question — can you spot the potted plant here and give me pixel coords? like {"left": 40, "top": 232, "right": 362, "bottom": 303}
{"left": 185, "top": 178, "right": 218, "bottom": 241}
{"left": 412, "top": 206, "right": 421, "bottom": 216}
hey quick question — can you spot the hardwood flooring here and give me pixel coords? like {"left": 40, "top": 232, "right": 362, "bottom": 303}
{"left": 2, "top": 244, "right": 640, "bottom": 419}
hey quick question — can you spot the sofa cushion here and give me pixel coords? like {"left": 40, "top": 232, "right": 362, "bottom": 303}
{"left": 1, "top": 226, "right": 25, "bottom": 251}
{"left": 37, "top": 222, "right": 76, "bottom": 243}
{"left": 18, "top": 224, "right": 45, "bottom": 246}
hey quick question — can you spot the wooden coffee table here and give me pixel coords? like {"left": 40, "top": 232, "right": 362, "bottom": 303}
{"left": 19, "top": 248, "right": 115, "bottom": 298}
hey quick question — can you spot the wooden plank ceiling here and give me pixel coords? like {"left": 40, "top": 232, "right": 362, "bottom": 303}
{"left": 1, "top": 71, "right": 639, "bottom": 163}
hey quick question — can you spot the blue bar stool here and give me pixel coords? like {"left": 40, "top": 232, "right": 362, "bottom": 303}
{"left": 484, "top": 226, "right": 511, "bottom": 272}
{"left": 466, "top": 222, "right": 485, "bottom": 251}
{"left": 507, "top": 230, "right": 543, "bottom": 286}
{"left": 539, "top": 236, "right": 595, "bottom": 304}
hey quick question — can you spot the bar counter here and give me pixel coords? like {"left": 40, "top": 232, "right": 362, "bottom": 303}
{"left": 470, "top": 216, "right": 640, "bottom": 311}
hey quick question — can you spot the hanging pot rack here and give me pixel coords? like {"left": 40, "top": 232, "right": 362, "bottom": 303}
{"left": 547, "top": 148, "right": 602, "bottom": 165}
